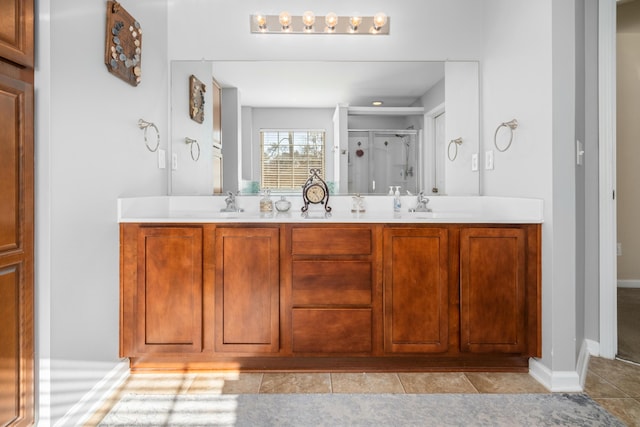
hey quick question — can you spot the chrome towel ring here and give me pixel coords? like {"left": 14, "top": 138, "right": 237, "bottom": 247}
{"left": 494, "top": 119, "right": 518, "bottom": 152}
{"left": 447, "top": 137, "right": 463, "bottom": 161}
{"left": 185, "top": 137, "right": 201, "bottom": 161}
{"left": 137, "top": 119, "right": 160, "bottom": 152}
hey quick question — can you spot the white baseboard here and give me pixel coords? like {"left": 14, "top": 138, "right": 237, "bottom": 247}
{"left": 54, "top": 360, "right": 130, "bottom": 427}
{"left": 529, "top": 339, "right": 600, "bottom": 393}
{"left": 529, "top": 358, "right": 582, "bottom": 392}
{"left": 618, "top": 280, "right": 640, "bottom": 288}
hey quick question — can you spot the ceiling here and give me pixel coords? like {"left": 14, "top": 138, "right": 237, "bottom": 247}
{"left": 206, "top": 61, "right": 445, "bottom": 108}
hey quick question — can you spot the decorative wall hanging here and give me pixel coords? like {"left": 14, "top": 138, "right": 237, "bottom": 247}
{"left": 104, "top": 1, "right": 142, "bottom": 86}
{"left": 189, "top": 75, "right": 206, "bottom": 124}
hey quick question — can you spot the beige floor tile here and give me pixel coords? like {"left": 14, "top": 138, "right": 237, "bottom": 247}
{"left": 464, "top": 372, "right": 549, "bottom": 394}
{"left": 121, "top": 373, "right": 197, "bottom": 394}
{"left": 589, "top": 357, "right": 640, "bottom": 397}
{"left": 260, "top": 373, "right": 331, "bottom": 393}
{"left": 584, "top": 371, "right": 629, "bottom": 398}
{"left": 186, "top": 372, "right": 263, "bottom": 394}
{"left": 331, "top": 373, "right": 404, "bottom": 393}
{"left": 594, "top": 397, "right": 640, "bottom": 427}
{"left": 398, "top": 372, "right": 478, "bottom": 394}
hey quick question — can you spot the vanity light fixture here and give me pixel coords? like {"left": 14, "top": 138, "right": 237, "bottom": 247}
{"left": 372, "top": 100, "right": 384, "bottom": 106}
{"left": 372, "top": 12, "right": 388, "bottom": 32}
{"left": 279, "top": 11, "right": 292, "bottom": 31}
{"left": 325, "top": 12, "right": 338, "bottom": 32}
{"left": 254, "top": 13, "right": 268, "bottom": 31}
{"left": 302, "top": 11, "right": 315, "bottom": 32}
{"left": 349, "top": 16, "right": 362, "bottom": 32}
{"left": 250, "top": 12, "right": 389, "bottom": 35}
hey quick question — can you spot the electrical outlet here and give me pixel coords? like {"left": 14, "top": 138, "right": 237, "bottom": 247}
{"left": 617, "top": 243, "right": 622, "bottom": 256}
{"left": 471, "top": 153, "right": 479, "bottom": 171}
{"left": 158, "top": 149, "right": 166, "bottom": 169}
{"left": 485, "top": 150, "right": 494, "bottom": 170}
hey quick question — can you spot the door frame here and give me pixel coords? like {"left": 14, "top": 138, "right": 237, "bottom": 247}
{"left": 598, "top": 0, "right": 617, "bottom": 359}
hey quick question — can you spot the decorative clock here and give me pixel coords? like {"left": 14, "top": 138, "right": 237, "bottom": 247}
{"left": 301, "top": 169, "right": 331, "bottom": 213}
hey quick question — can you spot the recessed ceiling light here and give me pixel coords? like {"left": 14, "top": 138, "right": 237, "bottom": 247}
{"left": 372, "top": 100, "right": 383, "bottom": 106}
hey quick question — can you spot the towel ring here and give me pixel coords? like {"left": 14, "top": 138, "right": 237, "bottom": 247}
{"left": 137, "top": 119, "right": 160, "bottom": 152}
{"left": 447, "top": 137, "right": 463, "bottom": 161}
{"left": 185, "top": 137, "right": 200, "bottom": 161}
{"left": 494, "top": 119, "right": 518, "bottom": 152}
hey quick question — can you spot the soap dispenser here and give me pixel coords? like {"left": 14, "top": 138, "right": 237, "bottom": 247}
{"left": 260, "top": 189, "right": 273, "bottom": 214}
{"left": 393, "top": 186, "right": 402, "bottom": 212}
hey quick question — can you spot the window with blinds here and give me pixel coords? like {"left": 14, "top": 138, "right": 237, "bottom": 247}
{"left": 261, "top": 130, "right": 326, "bottom": 190}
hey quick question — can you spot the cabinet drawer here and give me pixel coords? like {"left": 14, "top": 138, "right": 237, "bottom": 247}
{"left": 292, "top": 309, "right": 372, "bottom": 353}
{"left": 292, "top": 261, "right": 372, "bottom": 305}
{"left": 291, "top": 227, "right": 372, "bottom": 255}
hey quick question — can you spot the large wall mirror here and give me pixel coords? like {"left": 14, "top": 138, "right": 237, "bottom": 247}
{"left": 169, "top": 60, "right": 479, "bottom": 196}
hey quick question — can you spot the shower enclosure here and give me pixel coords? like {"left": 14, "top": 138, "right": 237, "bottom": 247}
{"left": 347, "top": 129, "right": 420, "bottom": 195}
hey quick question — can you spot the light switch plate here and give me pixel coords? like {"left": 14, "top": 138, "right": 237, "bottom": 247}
{"left": 576, "top": 140, "right": 585, "bottom": 166}
{"left": 471, "top": 153, "right": 479, "bottom": 171}
{"left": 485, "top": 150, "right": 494, "bottom": 170}
{"left": 158, "top": 149, "right": 166, "bottom": 169}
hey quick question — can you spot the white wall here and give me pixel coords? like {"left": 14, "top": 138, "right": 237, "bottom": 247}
{"left": 482, "top": 0, "right": 581, "bottom": 378}
{"left": 39, "top": 0, "right": 169, "bottom": 423}
{"left": 444, "top": 61, "right": 480, "bottom": 195}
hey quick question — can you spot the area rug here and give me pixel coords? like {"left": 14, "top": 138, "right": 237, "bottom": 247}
{"left": 98, "top": 393, "right": 624, "bottom": 427}
{"left": 618, "top": 287, "right": 640, "bottom": 364}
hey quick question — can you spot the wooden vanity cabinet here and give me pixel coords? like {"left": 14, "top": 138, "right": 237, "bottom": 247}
{"left": 459, "top": 226, "right": 541, "bottom": 357}
{"left": 214, "top": 226, "right": 280, "bottom": 353}
{"left": 383, "top": 227, "right": 451, "bottom": 354}
{"left": 287, "top": 225, "right": 380, "bottom": 355}
{"left": 120, "top": 225, "right": 204, "bottom": 355}
{"left": 120, "top": 222, "right": 541, "bottom": 370}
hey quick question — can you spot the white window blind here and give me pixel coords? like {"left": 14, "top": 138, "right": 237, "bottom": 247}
{"left": 261, "top": 130, "right": 325, "bottom": 190}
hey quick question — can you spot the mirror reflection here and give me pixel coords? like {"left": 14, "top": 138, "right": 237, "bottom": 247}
{"left": 348, "top": 129, "right": 419, "bottom": 195}
{"left": 169, "top": 60, "right": 479, "bottom": 196}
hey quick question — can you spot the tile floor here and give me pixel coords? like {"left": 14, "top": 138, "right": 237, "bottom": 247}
{"left": 85, "top": 356, "right": 640, "bottom": 426}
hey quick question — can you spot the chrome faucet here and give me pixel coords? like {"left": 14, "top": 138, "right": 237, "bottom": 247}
{"left": 409, "top": 191, "right": 431, "bottom": 212}
{"left": 221, "top": 191, "right": 244, "bottom": 212}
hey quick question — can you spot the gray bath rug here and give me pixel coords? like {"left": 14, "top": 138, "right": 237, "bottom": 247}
{"left": 98, "top": 392, "right": 624, "bottom": 426}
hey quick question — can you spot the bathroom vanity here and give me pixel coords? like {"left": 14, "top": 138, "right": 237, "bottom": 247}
{"left": 118, "top": 196, "right": 542, "bottom": 372}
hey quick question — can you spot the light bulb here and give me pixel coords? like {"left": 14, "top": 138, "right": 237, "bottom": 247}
{"left": 373, "top": 12, "right": 387, "bottom": 30}
{"left": 349, "top": 16, "right": 362, "bottom": 31}
{"left": 254, "top": 13, "right": 267, "bottom": 30}
{"left": 302, "top": 11, "right": 315, "bottom": 29}
{"left": 325, "top": 12, "right": 338, "bottom": 30}
{"left": 279, "top": 11, "right": 292, "bottom": 30}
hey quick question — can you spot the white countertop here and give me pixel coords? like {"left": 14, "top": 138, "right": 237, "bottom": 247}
{"left": 117, "top": 195, "right": 544, "bottom": 224}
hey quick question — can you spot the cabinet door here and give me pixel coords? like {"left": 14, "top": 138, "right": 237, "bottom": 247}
{"left": 383, "top": 227, "right": 449, "bottom": 353}
{"left": 0, "top": 0, "right": 34, "bottom": 67}
{"left": 215, "top": 227, "right": 280, "bottom": 353}
{"left": 135, "top": 227, "right": 203, "bottom": 353}
{"left": 460, "top": 227, "right": 526, "bottom": 353}
{"left": 0, "top": 65, "right": 34, "bottom": 427}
